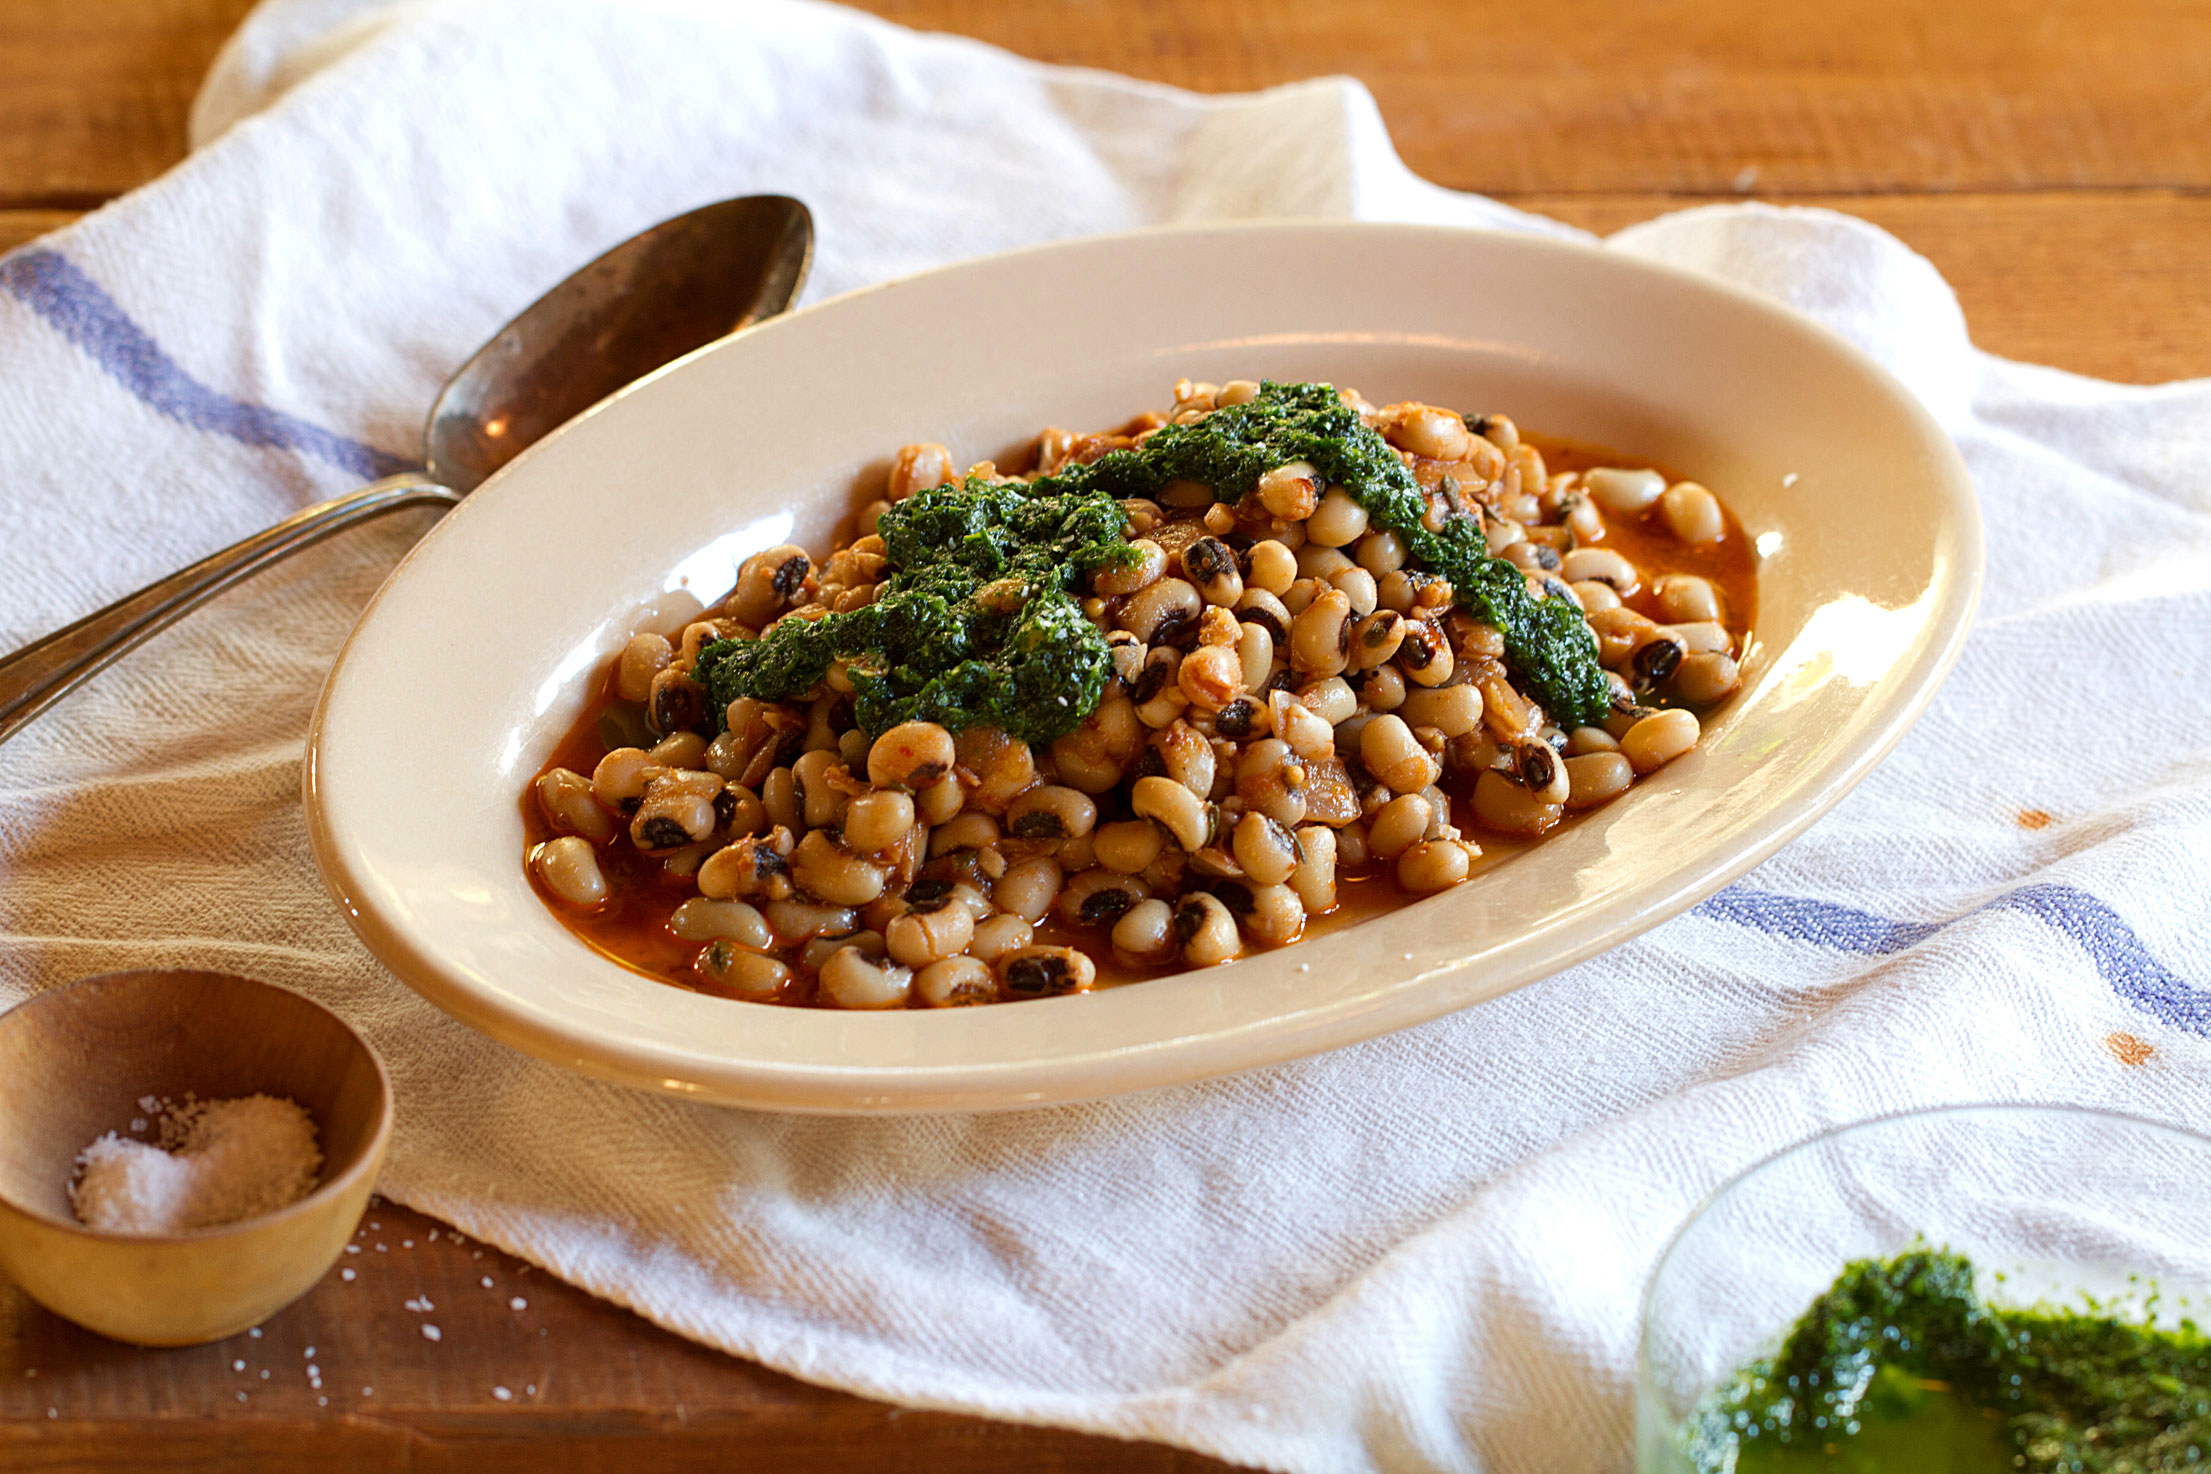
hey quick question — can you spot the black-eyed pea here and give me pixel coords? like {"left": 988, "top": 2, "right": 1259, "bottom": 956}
{"left": 914, "top": 956, "right": 998, "bottom": 1007}
{"left": 800, "top": 929, "right": 884, "bottom": 973}
{"left": 591, "top": 746, "right": 657, "bottom": 811}
{"left": 1397, "top": 839, "right": 1475, "bottom": 894}
{"left": 1588, "top": 606, "right": 1663, "bottom": 669}
{"left": 948, "top": 881, "right": 994, "bottom": 922}
{"left": 1110, "top": 899, "right": 1178, "bottom": 967}
{"left": 1356, "top": 530, "right": 1409, "bottom": 577}
{"left": 1330, "top": 566, "right": 1379, "bottom": 618}
{"left": 1395, "top": 681, "right": 1483, "bottom": 739}
{"left": 1560, "top": 491, "right": 1606, "bottom": 542}
{"left": 1132, "top": 774, "right": 1214, "bottom": 852}
{"left": 1672, "top": 651, "right": 1742, "bottom": 706}
{"left": 531, "top": 837, "right": 607, "bottom": 908}
{"left": 693, "top": 941, "right": 789, "bottom": 1002}
{"left": 1389, "top": 404, "right": 1473, "bottom": 461}
{"left": 1559, "top": 547, "right": 1640, "bottom": 594}
{"left": 729, "top": 544, "right": 814, "bottom": 626}
{"left": 1367, "top": 793, "right": 1432, "bottom": 860}
{"left": 1094, "top": 820, "right": 1165, "bottom": 876}
{"left": 1236, "top": 622, "right": 1277, "bottom": 696}
{"left": 1376, "top": 569, "right": 1419, "bottom": 614}
{"left": 1661, "top": 482, "right": 1725, "bottom": 544}
{"left": 1665, "top": 621, "right": 1732, "bottom": 655}
{"left": 1296, "top": 543, "right": 1355, "bottom": 582}
{"left": 1565, "top": 751, "right": 1635, "bottom": 809}
{"left": 1632, "top": 632, "right": 1689, "bottom": 689}
{"left": 1571, "top": 579, "right": 1623, "bottom": 614}
{"left": 928, "top": 812, "right": 999, "bottom": 857}
{"left": 1173, "top": 893, "right": 1242, "bottom": 966}
{"left": 1582, "top": 466, "right": 1665, "bottom": 515}
{"left": 1290, "top": 825, "right": 1337, "bottom": 912}
{"left": 792, "top": 748, "right": 848, "bottom": 831}
{"left": 1119, "top": 577, "right": 1203, "bottom": 645}
{"left": 1280, "top": 578, "right": 1321, "bottom": 617}
{"left": 1234, "top": 739, "right": 1309, "bottom": 828}
{"left": 915, "top": 774, "right": 965, "bottom": 825}
{"left": 1268, "top": 692, "right": 1335, "bottom": 762}
{"left": 1239, "top": 883, "right": 1306, "bottom": 945}
{"left": 763, "top": 897, "right": 856, "bottom": 943}
{"left": 887, "top": 442, "right": 953, "bottom": 499}
{"left": 1094, "top": 538, "right": 1167, "bottom": 597}
{"left": 669, "top": 898, "right": 772, "bottom": 948}
{"left": 1334, "top": 820, "right": 1370, "bottom": 870}
{"left": 698, "top": 828, "right": 793, "bottom": 901}
{"left": 1360, "top": 714, "right": 1439, "bottom": 794}
{"left": 1000, "top": 945, "right": 1097, "bottom": 998}
{"left": 1566, "top": 725, "right": 1620, "bottom": 755}
{"left": 1003, "top": 784, "right": 1096, "bottom": 842}
{"left": 1470, "top": 769, "right": 1563, "bottom": 836}
{"left": 1511, "top": 740, "right": 1571, "bottom": 805}
{"left": 843, "top": 789, "right": 917, "bottom": 853}
{"left": 616, "top": 633, "right": 673, "bottom": 703}
{"left": 969, "top": 913, "right": 1034, "bottom": 963}
{"left": 1245, "top": 539, "right": 1299, "bottom": 596}
{"left": 885, "top": 900, "right": 975, "bottom": 968}
{"left": 1230, "top": 811, "right": 1300, "bottom": 887}
{"left": 790, "top": 829, "right": 888, "bottom": 906}
{"left": 817, "top": 947, "right": 914, "bottom": 1010}
{"left": 630, "top": 769, "right": 724, "bottom": 851}
{"left": 1181, "top": 536, "right": 1244, "bottom": 606}
{"left": 1622, "top": 708, "right": 1701, "bottom": 773}
{"left": 1257, "top": 461, "right": 1321, "bottom": 521}
{"left": 1363, "top": 663, "right": 1407, "bottom": 712}
{"left": 1299, "top": 676, "right": 1358, "bottom": 727}
{"left": 1654, "top": 573, "right": 1721, "bottom": 624}
{"left": 1397, "top": 618, "right": 1454, "bottom": 686}
{"left": 1152, "top": 720, "right": 1217, "bottom": 798}
{"left": 867, "top": 720, "right": 957, "bottom": 791}
{"left": 1505, "top": 541, "right": 1561, "bottom": 575}
{"left": 994, "top": 856, "right": 1064, "bottom": 922}
{"left": 535, "top": 767, "right": 615, "bottom": 843}
{"left": 1058, "top": 869, "right": 1149, "bottom": 927}
{"left": 1347, "top": 609, "right": 1407, "bottom": 671}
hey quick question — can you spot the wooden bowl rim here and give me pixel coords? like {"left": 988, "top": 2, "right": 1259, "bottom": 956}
{"left": 0, "top": 969, "right": 393, "bottom": 1244}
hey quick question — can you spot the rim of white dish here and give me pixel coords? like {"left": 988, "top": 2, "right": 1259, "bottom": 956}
{"left": 305, "top": 219, "right": 1982, "bottom": 1113}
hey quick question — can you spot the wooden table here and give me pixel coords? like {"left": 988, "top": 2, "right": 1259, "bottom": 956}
{"left": 2, "top": 2, "right": 2203, "bottom": 1467}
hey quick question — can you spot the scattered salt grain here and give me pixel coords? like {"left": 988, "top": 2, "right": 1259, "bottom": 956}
{"left": 375, "top": 1243, "right": 387, "bottom": 1252}
{"left": 1782, "top": 472, "right": 1800, "bottom": 488}
{"left": 232, "top": 1360, "right": 245, "bottom": 1372}
{"left": 70, "top": 1095, "right": 321, "bottom": 1234}
{"left": 341, "top": 1268, "right": 356, "bottom": 1281}
{"left": 317, "top": 1396, "right": 328, "bottom": 1406}
{"left": 404, "top": 1296, "right": 434, "bottom": 1313}
{"left": 304, "top": 1347, "right": 315, "bottom": 1358}
{"left": 260, "top": 1370, "right": 269, "bottom": 1380}
{"left": 248, "top": 1328, "right": 261, "bottom": 1338}
{"left": 235, "top": 1392, "right": 247, "bottom": 1403}
{"left": 402, "top": 1239, "right": 414, "bottom": 1248}
{"left": 421, "top": 1324, "right": 442, "bottom": 1342}
{"left": 492, "top": 1386, "right": 512, "bottom": 1401}
{"left": 362, "top": 1387, "right": 373, "bottom": 1397}
{"left": 525, "top": 1384, "right": 536, "bottom": 1396}
{"left": 509, "top": 1297, "right": 526, "bottom": 1312}
{"left": 46, "top": 1408, "right": 57, "bottom": 1420}
{"left": 480, "top": 1276, "right": 493, "bottom": 1289}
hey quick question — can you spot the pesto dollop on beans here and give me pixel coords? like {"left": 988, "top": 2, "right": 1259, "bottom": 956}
{"left": 524, "top": 378, "right": 1752, "bottom": 1007}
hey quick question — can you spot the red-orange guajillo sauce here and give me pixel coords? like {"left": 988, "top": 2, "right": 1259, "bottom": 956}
{"left": 524, "top": 436, "right": 1758, "bottom": 1003}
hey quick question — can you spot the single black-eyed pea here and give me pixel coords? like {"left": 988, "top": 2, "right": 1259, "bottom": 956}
{"left": 1245, "top": 539, "right": 1299, "bottom": 597}
{"left": 692, "top": 941, "right": 789, "bottom": 1002}
{"left": 697, "top": 828, "right": 794, "bottom": 901}
{"left": 1119, "top": 577, "right": 1204, "bottom": 646}
{"left": 1367, "top": 793, "right": 1432, "bottom": 860}
{"left": 1298, "top": 675, "right": 1358, "bottom": 727}
{"left": 817, "top": 947, "right": 913, "bottom": 1010}
{"left": 1006, "top": 784, "right": 1099, "bottom": 841}
{"left": 1058, "top": 869, "right": 1149, "bottom": 927}
{"left": 729, "top": 544, "right": 814, "bottom": 626}
{"left": 1256, "top": 461, "right": 1321, "bottom": 521}
{"left": 969, "top": 913, "right": 1034, "bottom": 963}
{"left": 792, "top": 748, "right": 848, "bottom": 831}
{"left": 993, "top": 856, "right": 1064, "bottom": 922}
{"left": 630, "top": 768, "right": 723, "bottom": 852}
{"left": 1181, "top": 536, "right": 1244, "bottom": 606}
{"left": 531, "top": 837, "right": 607, "bottom": 908}
{"left": 999, "top": 945, "right": 1097, "bottom": 998}
{"left": 592, "top": 746, "right": 657, "bottom": 811}
{"left": 1355, "top": 530, "right": 1408, "bottom": 577}
{"left": 1152, "top": 720, "right": 1217, "bottom": 798}
{"left": 1361, "top": 714, "right": 1440, "bottom": 794}
{"left": 915, "top": 774, "right": 965, "bottom": 825}
{"left": 887, "top": 442, "right": 953, "bottom": 499}
{"left": 1363, "top": 663, "right": 1407, "bottom": 712}
{"left": 1110, "top": 898, "right": 1178, "bottom": 966}
{"left": 535, "top": 767, "right": 616, "bottom": 843}
{"left": 1470, "top": 768, "right": 1564, "bottom": 837}
{"left": 1661, "top": 482, "right": 1725, "bottom": 544}
{"left": 762, "top": 897, "right": 858, "bottom": 941}
{"left": 1290, "top": 824, "right": 1337, "bottom": 912}
{"left": 799, "top": 929, "right": 885, "bottom": 972}
{"left": 1386, "top": 404, "right": 1473, "bottom": 461}
{"left": 1564, "top": 751, "right": 1635, "bottom": 809}
{"left": 1621, "top": 708, "right": 1701, "bottom": 774}
{"left": 790, "top": 829, "right": 888, "bottom": 906}
{"left": 1571, "top": 579, "right": 1623, "bottom": 614}
{"left": 1397, "top": 839, "right": 1475, "bottom": 893}
{"left": 1132, "top": 774, "right": 1213, "bottom": 852}
{"left": 617, "top": 633, "right": 674, "bottom": 703}
{"left": 1582, "top": 466, "right": 1664, "bottom": 515}
{"left": 843, "top": 789, "right": 916, "bottom": 853}
{"left": 1347, "top": 610, "right": 1407, "bottom": 671}
{"left": 1397, "top": 618, "right": 1454, "bottom": 686}
{"left": 1672, "top": 651, "right": 1742, "bottom": 706}
{"left": 1238, "top": 883, "right": 1306, "bottom": 945}
{"left": 1329, "top": 566, "right": 1379, "bottom": 618}
{"left": 914, "top": 956, "right": 998, "bottom": 1007}
{"left": 867, "top": 720, "right": 957, "bottom": 791}
{"left": 1232, "top": 811, "right": 1300, "bottom": 886}
{"left": 957, "top": 726, "right": 1038, "bottom": 813}
{"left": 885, "top": 900, "right": 975, "bottom": 968}
{"left": 1093, "top": 819, "right": 1165, "bottom": 875}
{"left": 669, "top": 898, "right": 772, "bottom": 948}
{"left": 1654, "top": 573, "right": 1721, "bottom": 624}
{"left": 1173, "top": 892, "right": 1243, "bottom": 966}
{"left": 1509, "top": 740, "right": 1572, "bottom": 805}
{"left": 1559, "top": 547, "right": 1640, "bottom": 594}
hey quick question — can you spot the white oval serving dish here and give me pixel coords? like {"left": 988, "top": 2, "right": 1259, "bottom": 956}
{"left": 305, "top": 221, "right": 1979, "bottom": 1114}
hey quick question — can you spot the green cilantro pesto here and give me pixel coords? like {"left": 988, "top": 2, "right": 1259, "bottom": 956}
{"left": 696, "top": 380, "right": 1611, "bottom": 741}
{"left": 693, "top": 477, "right": 1133, "bottom": 744}
{"left": 1055, "top": 380, "right": 1610, "bottom": 727}
{"left": 1680, "top": 1248, "right": 2211, "bottom": 1473}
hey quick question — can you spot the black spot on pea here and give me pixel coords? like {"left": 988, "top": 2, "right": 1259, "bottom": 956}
{"left": 713, "top": 789, "right": 738, "bottom": 827}
{"left": 1004, "top": 956, "right": 1075, "bottom": 997}
{"left": 1171, "top": 901, "right": 1205, "bottom": 946}
{"left": 1517, "top": 744, "right": 1559, "bottom": 791}
{"left": 1077, "top": 887, "right": 1136, "bottom": 924}
{"left": 771, "top": 555, "right": 810, "bottom": 600}
{"left": 1531, "top": 544, "right": 1562, "bottom": 572}
{"left": 1216, "top": 700, "right": 1257, "bottom": 738}
{"left": 1009, "top": 811, "right": 1067, "bottom": 840}
{"left": 638, "top": 816, "right": 691, "bottom": 850}
{"left": 1211, "top": 881, "right": 1255, "bottom": 915}
{"left": 1633, "top": 638, "right": 1684, "bottom": 685}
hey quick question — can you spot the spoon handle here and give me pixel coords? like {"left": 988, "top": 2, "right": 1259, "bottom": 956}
{"left": 0, "top": 475, "right": 463, "bottom": 748}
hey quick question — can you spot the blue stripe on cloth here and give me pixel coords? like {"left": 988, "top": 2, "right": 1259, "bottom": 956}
{"left": 1697, "top": 882, "right": 2210, "bottom": 1037}
{"left": 0, "top": 247, "right": 418, "bottom": 481}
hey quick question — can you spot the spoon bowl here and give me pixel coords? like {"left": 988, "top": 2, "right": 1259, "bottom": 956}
{"left": 0, "top": 194, "right": 813, "bottom": 746}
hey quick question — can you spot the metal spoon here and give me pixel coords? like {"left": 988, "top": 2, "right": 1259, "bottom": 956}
{"left": 0, "top": 194, "right": 813, "bottom": 748}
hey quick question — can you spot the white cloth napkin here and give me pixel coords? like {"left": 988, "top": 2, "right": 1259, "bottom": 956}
{"left": 4, "top": 2, "right": 2208, "bottom": 1470}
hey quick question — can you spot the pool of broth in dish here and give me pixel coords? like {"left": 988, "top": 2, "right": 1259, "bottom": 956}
{"left": 524, "top": 436, "right": 1759, "bottom": 1001}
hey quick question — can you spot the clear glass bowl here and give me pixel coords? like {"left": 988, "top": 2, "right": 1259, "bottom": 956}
{"left": 1635, "top": 1104, "right": 2211, "bottom": 1471}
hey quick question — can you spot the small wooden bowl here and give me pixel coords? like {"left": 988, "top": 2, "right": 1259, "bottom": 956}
{"left": 0, "top": 970, "right": 391, "bottom": 1345}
